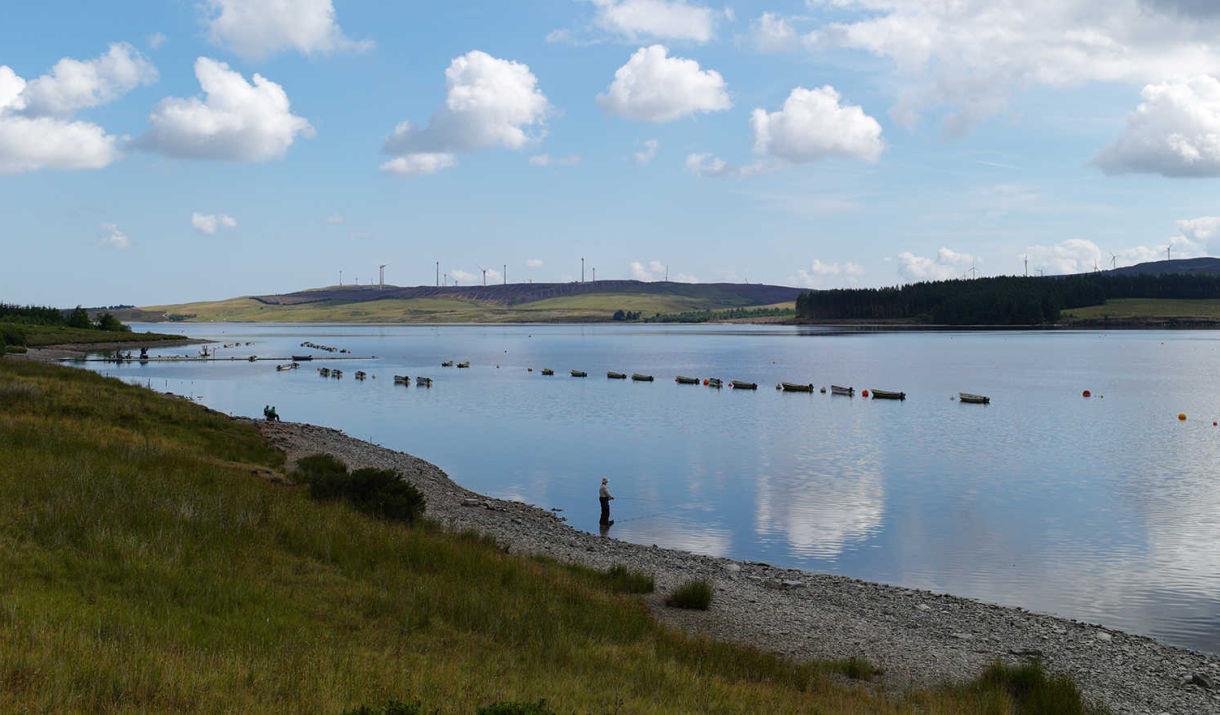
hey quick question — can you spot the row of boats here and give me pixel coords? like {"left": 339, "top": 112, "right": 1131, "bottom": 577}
{"left": 393, "top": 375, "right": 433, "bottom": 387}
{"left": 299, "top": 341, "right": 350, "bottom": 354}
{"left": 441, "top": 360, "right": 470, "bottom": 368}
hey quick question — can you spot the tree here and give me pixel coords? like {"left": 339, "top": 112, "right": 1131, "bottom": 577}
{"left": 612, "top": 309, "right": 626, "bottom": 321}
{"left": 66, "top": 306, "right": 92, "bottom": 329}
{"left": 95, "top": 312, "right": 128, "bottom": 332}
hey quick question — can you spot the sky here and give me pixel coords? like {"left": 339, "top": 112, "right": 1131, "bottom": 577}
{"left": 4, "top": 0, "right": 1220, "bottom": 307}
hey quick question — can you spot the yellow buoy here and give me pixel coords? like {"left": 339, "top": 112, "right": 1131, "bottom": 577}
{"left": 1178, "top": 413, "right": 1187, "bottom": 421}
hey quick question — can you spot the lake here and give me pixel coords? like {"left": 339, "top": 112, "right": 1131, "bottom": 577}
{"left": 88, "top": 323, "right": 1220, "bottom": 654}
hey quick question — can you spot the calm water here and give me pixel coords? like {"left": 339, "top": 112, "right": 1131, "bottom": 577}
{"left": 89, "top": 323, "right": 1220, "bottom": 653}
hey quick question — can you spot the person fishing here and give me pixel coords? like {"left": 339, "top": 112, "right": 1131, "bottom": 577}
{"left": 263, "top": 405, "right": 280, "bottom": 422}
{"left": 598, "top": 477, "right": 614, "bottom": 526}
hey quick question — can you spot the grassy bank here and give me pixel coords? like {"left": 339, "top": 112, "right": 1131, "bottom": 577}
{"left": 0, "top": 322, "right": 183, "bottom": 348}
{"left": 1062, "top": 298, "right": 1220, "bottom": 321}
{"left": 0, "top": 360, "right": 1101, "bottom": 713}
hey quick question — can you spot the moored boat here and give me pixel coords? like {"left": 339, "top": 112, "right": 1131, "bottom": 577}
{"left": 607, "top": 371, "right": 627, "bottom": 379}
{"left": 730, "top": 380, "right": 757, "bottom": 390}
{"left": 631, "top": 373, "right": 654, "bottom": 382}
{"left": 571, "top": 370, "right": 588, "bottom": 377}
{"left": 456, "top": 361, "right": 470, "bottom": 369}
{"left": 871, "top": 389, "right": 905, "bottom": 400}
{"left": 441, "top": 360, "right": 454, "bottom": 367}
{"left": 780, "top": 382, "right": 813, "bottom": 393}
{"left": 959, "top": 392, "right": 990, "bottom": 404}
{"left": 705, "top": 377, "right": 723, "bottom": 389}
{"left": 541, "top": 368, "right": 554, "bottom": 376}
{"left": 393, "top": 375, "right": 410, "bottom": 385}
{"left": 831, "top": 385, "right": 854, "bottom": 396}
{"left": 355, "top": 371, "right": 367, "bottom": 380}
{"left": 416, "top": 377, "right": 433, "bottom": 387}
{"left": 675, "top": 375, "right": 699, "bottom": 384}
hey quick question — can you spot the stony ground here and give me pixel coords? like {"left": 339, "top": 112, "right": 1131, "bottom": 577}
{"left": 260, "top": 420, "right": 1220, "bottom": 715}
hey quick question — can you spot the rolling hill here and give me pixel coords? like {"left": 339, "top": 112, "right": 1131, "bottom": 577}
{"left": 116, "top": 281, "right": 803, "bottom": 324}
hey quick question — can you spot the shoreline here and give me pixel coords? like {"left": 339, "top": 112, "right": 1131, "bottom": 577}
{"left": 17, "top": 337, "right": 207, "bottom": 362}
{"left": 260, "top": 420, "right": 1218, "bottom": 714}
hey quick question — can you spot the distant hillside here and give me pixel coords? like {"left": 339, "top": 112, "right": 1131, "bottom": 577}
{"left": 118, "top": 281, "right": 803, "bottom": 324}
{"left": 1105, "top": 257, "right": 1220, "bottom": 276}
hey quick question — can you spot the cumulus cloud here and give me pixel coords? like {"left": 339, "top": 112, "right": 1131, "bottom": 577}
{"left": 191, "top": 212, "right": 237, "bottom": 235}
{"left": 806, "top": 0, "right": 1220, "bottom": 131}
{"left": 794, "top": 259, "right": 865, "bottom": 289}
{"left": 896, "top": 247, "right": 977, "bottom": 281}
{"left": 630, "top": 259, "right": 696, "bottom": 282}
{"left": 748, "top": 12, "right": 797, "bottom": 53}
{"left": 382, "top": 51, "right": 549, "bottom": 175}
{"left": 20, "top": 42, "right": 157, "bottom": 115}
{"left": 148, "top": 32, "right": 168, "bottom": 50}
{"left": 752, "top": 86, "right": 884, "bottom": 163}
{"left": 1177, "top": 216, "right": 1220, "bottom": 246}
{"left": 528, "top": 153, "right": 580, "bottom": 167}
{"left": 1023, "top": 239, "right": 1100, "bottom": 274}
{"left": 526, "top": 258, "right": 544, "bottom": 268}
{"left": 204, "top": 0, "right": 372, "bottom": 60}
{"left": 99, "top": 223, "right": 130, "bottom": 250}
{"left": 684, "top": 152, "right": 765, "bottom": 178}
{"left": 143, "top": 57, "right": 313, "bottom": 162}
{"left": 634, "top": 138, "right": 659, "bottom": 165}
{"left": 592, "top": 0, "right": 719, "bottom": 43}
{"left": 449, "top": 269, "right": 477, "bottom": 284}
{"left": 597, "top": 45, "right": 730, "bottom": 122}
{"left": 1095, "top": 76, "right": 1220, "bottom": 177}
{"left": 0, "top": 46, "right": 150, "bottom": 173}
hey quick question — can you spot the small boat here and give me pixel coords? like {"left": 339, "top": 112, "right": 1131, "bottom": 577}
{"left": 416, "top": 377, "right": 433, "bottom": 387}
{"left": 442, "top": 360, "right": 454, "bottom": 367}
{"left": 541, "top": 368, "right": 554, "bottom": 376}
{"left": 780, "top": 382, "right": 814, "bottom": 393}
{"left": 456, "top": 361, "right": 470, "bottom": 369}
{"left": 318, "top": 367, "right": 331, "bottom": 377}
{"left": 248, "top": 355, "right": 258, "bottom": 362}
{"left": 959, "top": 392, "right": 990, "bottom": 405}
{"left": 675, "top": 375, "right": 700, "bottom": 385}
{"left": 871, "top": 389, "right": 905, "bottom": 401}
{"left": 276, "top": 363, "right": 297, "bottom": 372}
{"left": 393, "top": 375, "right": 410, "bottom": 385}
{"left": 571, "top": 370, "right": 588, "bottom": 377}
{"left": 706, "top": 377, "right": 723, "bottom": 389}
{"left": 632, "top": 373, "right": 654, "bottom": 382}
{"left": 730, "top": 380, "right": 757, "bottom": 390}
{"left": 355, "top": 371, "right": 367, "bottom": 380}
{"left": 291, "top": 355, "right": 313, "bottom": 361}
{"left": 332, "top": 370, "right": 343, "bottom": 379}
{"left": 831, "top": 385, "right": 854, "bottom": 397}
{"left": 607, "top": 371, "right": 627, "bottom": 379}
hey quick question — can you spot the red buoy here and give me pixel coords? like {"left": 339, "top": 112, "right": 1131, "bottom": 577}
{"left": 1082, "top": 389, "right": 1092, "bottom": 398}
{"left": 862, "top": 389, "right": 870, "bottom": 398}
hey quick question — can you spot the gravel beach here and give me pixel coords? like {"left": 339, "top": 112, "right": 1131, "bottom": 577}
{"left": 260, "top": 420, "right": 1218, "bottom": 714}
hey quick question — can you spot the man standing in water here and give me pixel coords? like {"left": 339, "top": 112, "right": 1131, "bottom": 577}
{"left": 598, "top": 478, "right": 614, "bottom": 526}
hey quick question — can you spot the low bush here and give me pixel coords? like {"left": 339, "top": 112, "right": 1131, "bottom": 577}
{"left": 973, "top": 660, "right": 1101, "bottom": 714}
{"left": 824, "top": 656, "right": 879, "bottom": 681}
{"left": 341, "top": 700, "right": 424, "bottom": 715}
{"left": 665, "top": 579, "right": 713, "bottom": 610}
{"left": 292, "top": 453, "right": 426, "bottom": 526}
{"left": 602, "top": 564, "right": 655, "bottom": 594}
{"left": 476, "top": 700, "right": 555, "bottom": 715}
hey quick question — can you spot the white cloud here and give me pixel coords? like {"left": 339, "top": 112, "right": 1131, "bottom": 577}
{"left": 1177, "top": 216, "right": 1220, "bottom": 246}
{"left": 20, "top": 42, "right": 157, "bottom": 116}
{"left": 148, "top": 33, "right": 168, "bottom": 50}
{"left": 751, "top": 85, "right": 883, "bottom": 163}
{"left": 191, "top": 212, "right": 237, "bottom": 235}
{"left": 204, "top": 0, "right": 372, "bottom": 60}
{"left": 380, "top": 152, "right": 456, "bottom": 175}
{"left": 526, "top": 258, "right": 544, "bottom": 268}
{"left": 806, "top": 0, "right": 1220, "bottom": 131}
{"left": 794, "top": 259, "right": 865, "bottom": 289}
{"left": 597, "top": 45, "right": 730, "bottom": 122}
{"left": 748, "top": 12, "right": 797, "bottom": 53}
{"left": 1023, "top": 239, "right": 1100, "bottom": 275}
{"left": 634, "top": 138, "right": 659, "bottom": 165}
{"left": 383, "top": 51, "right": 549, "bottom": 176}
{"left": 0, "top": 51, "right": 137, "bottom": 174}
{"left": 143, "top": 57, "right": 313, "bottom": 162}
{"left": 528, "top": 153, "right": 580, "bottom": 167}
{"left": 1095, "top": 76, "right": 1220, "bottom": 177}
{"left": 99, "top": 223, "right": 130, "bottom": 250}
{"left": 629, "top": 259, "right": 696, "bottom": 282}
{"left": 592, "top": 0, "right": 719, "bottom": 43}
{"left": 684, "top": 152, "right": 766, "bottom": 178}
{"left": 896, "top": 247, "right": 976, "bottom": 281}
{"left": 449, "top": 269, "right": 477, "bottom": 284}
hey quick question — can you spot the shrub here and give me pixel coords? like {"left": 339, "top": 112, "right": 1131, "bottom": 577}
{"left": 974, "top": 660, "right": 1097, "bottom": 714}
{"left": 602, "top": 564, "right": 655, "bottom": 594}
{"left": 291, "top": 454, "right": 426, "bottom": 526}
{"left": 476, "top": 700, "right": 555, "bottom": 715}
{"left": 665, "top": 579, "right": 712, "bottom": 610}
{"left": 341, "top": 700, "right": 423, "bottom": 715}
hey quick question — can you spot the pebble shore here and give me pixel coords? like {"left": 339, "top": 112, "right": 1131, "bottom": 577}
{"left": 260, "top": 420, "right": 1219, "bottom": 714}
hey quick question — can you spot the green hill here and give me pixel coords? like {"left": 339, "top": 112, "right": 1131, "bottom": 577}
{"left": 118, "top": 281, "right": 803, "bottom": 324}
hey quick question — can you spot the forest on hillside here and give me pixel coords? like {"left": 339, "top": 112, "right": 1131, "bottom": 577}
{"left": 795, "top": 273, "right": 1220, "bottom": 325}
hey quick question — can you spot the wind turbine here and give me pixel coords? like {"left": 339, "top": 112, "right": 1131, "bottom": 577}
{"left": 1111, "top": 253, "right": 1117, "bottom": 270}
{"left": 1167, "top": 244, "right": 1172, "bottom": 261}
{"left": 477, "top": 265, "right": 488, "bottom": 286}
{"left": 968, "top": 258, "right": 978, "bottom": 280}
{"left": 378, "top": 264, "right": 387, "bottom": 290}
{"left": 503, "top": 264, "right": 507, "bottom": 285}
{"left": 581, "top": 257, "right": 585, "bottom": 283}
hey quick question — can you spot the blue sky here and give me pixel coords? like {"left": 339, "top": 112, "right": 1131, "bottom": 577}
{"left": 4, "top": 0, "right": 1220, "bottom": 306}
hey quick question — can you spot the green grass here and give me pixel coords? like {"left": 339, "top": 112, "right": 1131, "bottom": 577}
{"left": 0, "top": 322, "right": 183, "bottom": 347}
{"left": 665, "top": 579, "right": 714, "bottom": 610}
{"left": 0, "top": 360, "right": 1105, "bottom": 713}
{"left": 1062, "top": 298, "right": 1220, "bottom": 321}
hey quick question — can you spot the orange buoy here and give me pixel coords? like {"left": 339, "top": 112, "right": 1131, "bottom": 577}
{"left": 1179, "top": 413, "right": 1187, "bottom": 421}
{"left": 862, "top": 389, "right": 870, "bottom": 398}
{"left": 1082, "top": 390, "right": 1091, "bottom": 398}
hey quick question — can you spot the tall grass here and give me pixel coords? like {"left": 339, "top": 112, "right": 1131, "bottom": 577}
{"left": 0, "top": 361, "right": 1103, "bottom": 713}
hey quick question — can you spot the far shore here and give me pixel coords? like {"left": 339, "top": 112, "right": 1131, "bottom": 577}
{"left": 259, "top": 419, "right": 1218, "bottom": 714}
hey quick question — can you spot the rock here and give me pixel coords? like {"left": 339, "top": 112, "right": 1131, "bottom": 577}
{"left": 1096, "top": 631, "right": 1113, "bottom": 643}
{"left": 724, "top": 563, "right": 741, "bottom": 573}
{"left": 1190, "top": 672, "right": 1215, "bottom": 690}
{"left": 461, "top": 498, "right": 481, "bottom": 507}
{"left": 950, "top": 632, "right": 974, "bottom": 640}
{"left": 917, "top": 603, "right": 932, "bottom": 612}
